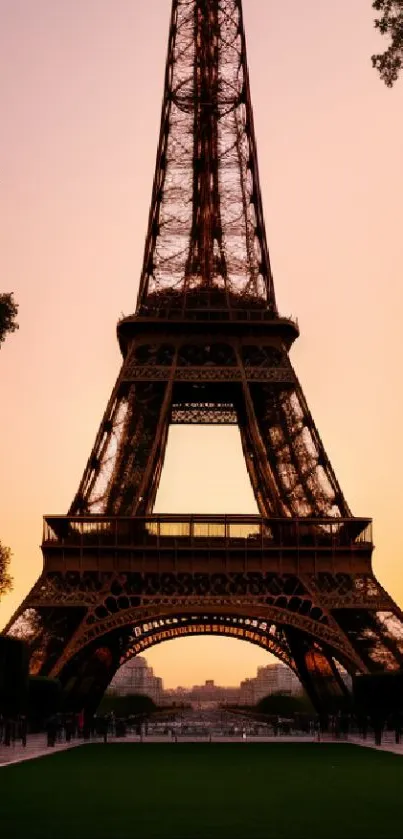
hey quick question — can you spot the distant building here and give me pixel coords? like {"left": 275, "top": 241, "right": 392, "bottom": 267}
{"left": 240, "top": 663, "right": 301, "bottom": 704}
{"left": 161, "top": 686, "right": 190, "bottom": 706}
{"left": 239, "top": 677, "right": 256, "bottom": 706}
{"left": 161, "top": 680, "right": 240, "bottom": 708}
{"left": 190, "top": 679, "right": 240, "bottom": 706}
{"left": 108, "top": 657, "right": 163, "bottom": 704}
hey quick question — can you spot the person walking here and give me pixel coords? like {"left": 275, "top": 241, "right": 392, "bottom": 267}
{"left": 19, "top": 715, "right": 27, "bottom": 747}
{"left": 46, "top": 714, "right": 57, "bottom": 747}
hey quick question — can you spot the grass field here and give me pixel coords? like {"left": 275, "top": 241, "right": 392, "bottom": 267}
{"left": 2, "top": 743, "right": 403, "bottom": 838}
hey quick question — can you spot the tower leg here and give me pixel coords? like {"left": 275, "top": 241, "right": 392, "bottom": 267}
{"left": 285, "top": 628, "right": 351, "bottom": 714}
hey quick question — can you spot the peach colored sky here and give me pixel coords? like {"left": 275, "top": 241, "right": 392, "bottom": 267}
{"left": 1, "top": 1, "right": 403, "bottom": 688}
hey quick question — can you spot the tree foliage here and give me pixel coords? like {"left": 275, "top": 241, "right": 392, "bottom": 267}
{"left": 28, "top": 676, "right": 62, "bottom": 725}
{"left": 97, "top": 692, "right": 157, "bottom": 717}
{"left": 0, "top": 293, "right": 19, "bottom": 347}
{"left": 0, "top": 636, "right": 29, "bottom": 716}
{"left": 353, "top": 671, "right": 403, "bottom": 721}
{"left": 0, "top": 541, "right": 13, "bottom": 600}
{"left": 372, "top": 0, "right": 403, "bottom": 86}
{"left": 256, "top": 692, "right": 313, "bottom": 716}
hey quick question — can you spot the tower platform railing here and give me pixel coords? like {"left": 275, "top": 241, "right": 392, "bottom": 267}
{"left": 42, "top": 515, "right": 372, "bottom": 552}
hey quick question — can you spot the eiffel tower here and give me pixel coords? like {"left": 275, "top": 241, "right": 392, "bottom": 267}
{"left": 6, "top": 0, "right": 403, "bottom": 713}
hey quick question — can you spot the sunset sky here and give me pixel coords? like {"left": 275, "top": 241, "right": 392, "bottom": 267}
{"left": 1, "top": 1, "right": 403, "bottom": 689}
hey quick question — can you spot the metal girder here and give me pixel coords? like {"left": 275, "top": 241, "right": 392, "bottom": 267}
{"left": 137, "top": 0, "right": 275, "bottom": 313}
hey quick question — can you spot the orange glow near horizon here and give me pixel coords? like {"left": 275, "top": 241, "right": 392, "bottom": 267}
{"left": 1, "top": 1, "right": 403, "bottom": 688}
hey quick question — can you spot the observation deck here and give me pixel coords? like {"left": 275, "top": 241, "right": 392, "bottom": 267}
{"left": 42, "top": 515, "right": 373, "bottom": 576}
{"left": 117, "top": 313, "right": 299, "bottom": 356}
{"left": 117, "top": 290, "right": 299, "bottom": 355}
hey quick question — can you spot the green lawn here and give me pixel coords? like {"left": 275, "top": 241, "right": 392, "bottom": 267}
{"left": 2, "top": 743, "right": 403, "bottom": 838}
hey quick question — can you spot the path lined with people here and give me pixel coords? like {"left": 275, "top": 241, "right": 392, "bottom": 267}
{"left": 2, "top": 729, "right": 403, "bottom": 767}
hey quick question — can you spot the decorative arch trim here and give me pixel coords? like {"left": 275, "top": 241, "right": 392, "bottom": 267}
{"left": 50, "top": 600, "right": 366, "bottom": 677}
{"left": 119, "top": 614, "right": 296, "bottom": 672}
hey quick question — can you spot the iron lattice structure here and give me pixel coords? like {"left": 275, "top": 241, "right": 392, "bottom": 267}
{"left": 6, "top": 0, "right": 403, "bottom": 713}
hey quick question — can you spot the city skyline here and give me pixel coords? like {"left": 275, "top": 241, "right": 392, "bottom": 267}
{"left": 1, "top": 0, "right": 403, "bottom": 687}
{"left": 108, "top": 653, "right": 302, "bottom": 700}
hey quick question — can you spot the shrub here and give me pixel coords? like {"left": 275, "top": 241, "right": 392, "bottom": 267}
{"left": 0, "top": 636, "right": 28, "bottom": 716}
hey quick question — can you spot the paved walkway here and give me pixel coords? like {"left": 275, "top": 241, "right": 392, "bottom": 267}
{"left": 349, "top": 733, "right": 403, "bottom": 757}
{"left": 0, "top": 734, "right": 83, "bottom": 767}
{"left": 2, "top": 732, "right": 403, "bottom": 767}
